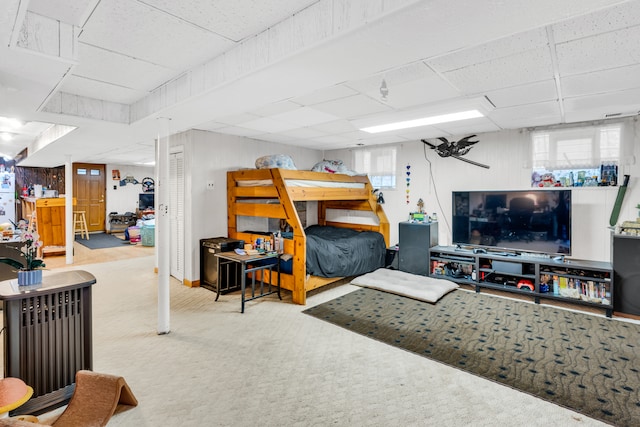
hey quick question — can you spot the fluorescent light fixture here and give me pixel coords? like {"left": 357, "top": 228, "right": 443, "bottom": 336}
{"left": 360, "top": 109, "right": 484, "bottom": 134}
{"left": 0, "top": 132, "right": 13, "bottom": 142}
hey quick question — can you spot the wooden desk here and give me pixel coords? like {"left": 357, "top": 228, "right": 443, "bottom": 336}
{"left": 214, "top": 251, "right": 281, "bottom": 313}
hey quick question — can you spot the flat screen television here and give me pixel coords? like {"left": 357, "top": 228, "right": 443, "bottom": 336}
{"left": 452, "top": 189, "right": 572, "bottom": 256}
{"left": 139, "top": 192, "right": 154, "bottom": 210}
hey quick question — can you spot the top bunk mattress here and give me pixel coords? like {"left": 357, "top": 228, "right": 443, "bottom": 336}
{"left": 237, "top": 179, "right": 364, "bottom": 188}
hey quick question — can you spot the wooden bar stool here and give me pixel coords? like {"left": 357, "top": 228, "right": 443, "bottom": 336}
{"left": 74, "top": 211, "right": 89, "bottom": 240}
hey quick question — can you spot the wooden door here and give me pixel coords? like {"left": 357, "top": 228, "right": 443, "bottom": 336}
{"left": 73, "top": 163, "right": 106, "bottom": 232}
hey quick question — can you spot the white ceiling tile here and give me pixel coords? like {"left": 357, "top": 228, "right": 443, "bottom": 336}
{"left": 270, "top": 107, "right": 338, "bottom": 127}
{"left": 556, "top": 26, "right": 640, "bottom": 76}
{"left": 563, "top": 87, "right": 640, "bottom": 115}
{"left": 552, "top": 1, "right": 640, "bottom": 43}
{"left": 309, "top": 120, "right": 358, "bottom": 134}
{"left": 60, "top": 75, "right": 147, "bottom": 104}
{"left": 562, "top": 64, "right": 640, "bottom": 97}
{"left": 140, "top": 0, "right": 318, "bottom": 42}
{"left": 214, "top": 126, "right": 264, "bottom": 137}
{"left": 484, "top": 80, "right": 558, "bottom": 108}
{"left": 488, "top": 101, "right": 562, "bottom": 128}
{"left": 28, "top": 0, "right": 97, "bottom": 26}
{"left": 280, "top": 127, "right": 328, "bottom": 139}
{"left": 427, "top": 27, "right": 548, "bottom": 72}
{"left": 216, "top": 112, "right": 261, "bottom": 125}
{"left": 291, "top": 84, "right": 359, "bottom": 106}
{"left": 312, "top": 134, "right": 353, "bottom": 144}
{"left": 240, "top": 116, "right": 297, "bottom": 132}
{"left": 346, "top": 62, "right": 434, "bottom": 94}
{"left": 375, "top": 76, "right": 460, "bottom": 110}
{"left": 80, "top": 0, "right": 234, "bottom": 70}
{"left": 312, "top": 94, "right": 392, "bottom": 118}
{"left": 250, "top": 100, "right": 301, "bottom": 117}
{"left": 433, "top": 120, "right": 502, "bottom": 136}
{"left": 74, "top": 43, "right": 176, "bottom": 92}
{"left": 194, "top": 121, "right": 229, "bottom": 131}
{"left": 253, "top": 133, "right": 298, "bottom": 144}
{"left": 438, "top": 47, "right": 554, "bottom": 93}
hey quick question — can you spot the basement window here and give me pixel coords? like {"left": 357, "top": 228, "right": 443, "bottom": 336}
{"left": 530, "top": 121, "right": 633, "bottom": 187}
{"left": 353, "top": 146, "right": 397, "bottom": 190}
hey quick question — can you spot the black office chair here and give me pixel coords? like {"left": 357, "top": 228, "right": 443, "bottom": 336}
{"left": 504, "top": 197, "right": 534, "bottom": 241}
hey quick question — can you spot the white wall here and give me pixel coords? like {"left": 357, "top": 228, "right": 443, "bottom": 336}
{"left": 328, "top": 119, "right": 640, "bottom": 263}
{"left": 174, "top": 130, "right": 324, "bottom": 282}
{"left": 105, "top": 163, "right": 155, "bottom": 230}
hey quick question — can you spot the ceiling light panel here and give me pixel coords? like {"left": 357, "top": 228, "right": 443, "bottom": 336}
{"left": 361, "top": 110, "right": 484, "bottom": 133}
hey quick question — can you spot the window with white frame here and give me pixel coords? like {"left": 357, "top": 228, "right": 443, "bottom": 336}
{"left": 353, "top": 146, "right": 397, "bottom": 190}
{"left": 530, "top": 121, "right": 633, "bottom": 187}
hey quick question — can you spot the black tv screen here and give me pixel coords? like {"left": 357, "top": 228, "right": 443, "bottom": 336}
{"left": 452, "top": 189, "right": 572, "bottom": 255}
{"left": 139, "top": 192, "right": 154, "bottom": 210}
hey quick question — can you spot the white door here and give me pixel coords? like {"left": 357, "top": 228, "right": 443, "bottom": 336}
{"left": 169, "top": 151, "right": 184, "bottom": 281}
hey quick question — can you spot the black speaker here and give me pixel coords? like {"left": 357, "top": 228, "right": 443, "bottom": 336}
{"left": 613, "top": 235, "right": 640, "bottom": 315}
{"left": 398, "top": 221, "right": 438, "bottom": 275}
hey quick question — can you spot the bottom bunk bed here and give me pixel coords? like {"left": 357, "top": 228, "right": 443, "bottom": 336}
{"left": 227, "top": 168, "right": 389, "bottom": 305}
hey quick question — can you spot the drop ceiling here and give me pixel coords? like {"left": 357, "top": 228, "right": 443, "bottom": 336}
{"left": 1, "top": 0, "right": 639, "bottom": 167}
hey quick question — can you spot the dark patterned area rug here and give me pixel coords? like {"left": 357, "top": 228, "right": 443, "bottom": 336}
{"left": 304, "top": 288, "right": 640, "bottom": 426}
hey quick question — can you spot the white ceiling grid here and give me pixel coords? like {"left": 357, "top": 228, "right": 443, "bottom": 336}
{"left": 1, "top": 0, "right": 640, "bottom": 167}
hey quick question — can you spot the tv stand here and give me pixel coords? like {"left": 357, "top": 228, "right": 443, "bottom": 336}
{"left": 429, "top": 245, "right": 613, "bottom": 317}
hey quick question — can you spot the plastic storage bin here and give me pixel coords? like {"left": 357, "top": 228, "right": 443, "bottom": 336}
{"left": 128, "top": 226, "right": 141, "bottom": 243}
{"left": 141, "top": 224, "right": 155, "bottom": 246}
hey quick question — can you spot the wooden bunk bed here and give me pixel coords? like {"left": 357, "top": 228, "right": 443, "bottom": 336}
{"left": 227, "top": 168, "right": 389, "bottom": 305}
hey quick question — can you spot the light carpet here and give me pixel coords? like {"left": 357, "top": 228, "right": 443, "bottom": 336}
{"left": 16, "top": 256, "right": 617, "bottom": 426}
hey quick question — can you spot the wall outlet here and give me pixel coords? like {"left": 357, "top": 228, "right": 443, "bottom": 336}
{"left": 206, "top": 181, "right": 215, "bottom": 190}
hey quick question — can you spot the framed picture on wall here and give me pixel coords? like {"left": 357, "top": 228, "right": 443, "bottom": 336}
{"left": 112, "top": 169, "right": 120, "bottom": 180}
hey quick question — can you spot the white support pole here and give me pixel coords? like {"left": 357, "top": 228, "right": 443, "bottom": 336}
{"left": 156, "top": 118, "right": 171, "bottom": 335}
{"left": 65, "top": 156, "right": 73, "bottom": 264}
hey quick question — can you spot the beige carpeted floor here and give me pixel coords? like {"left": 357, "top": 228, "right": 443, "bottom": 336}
{"left": 24, "top": 253, "right": 613, "bottom": 427}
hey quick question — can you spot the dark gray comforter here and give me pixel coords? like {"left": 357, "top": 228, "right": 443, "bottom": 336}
{"left": 305, "top": 225, "right": 386, "bottom": 278}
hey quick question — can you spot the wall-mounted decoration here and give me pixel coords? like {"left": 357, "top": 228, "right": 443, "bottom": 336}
{"left": 406, "top": 164, "right": 411, "bottom": 204}
{"left": 119, "top": 175, "right": 139, "bottom": 186}
{"left": 421, "top": 135, "right": 490, "bottom": 169}
{"left": 141, "top": 177, "right": 155, "bottom": 192}
{"left": 112, "top": 170, "right": 120, "bottom": 180}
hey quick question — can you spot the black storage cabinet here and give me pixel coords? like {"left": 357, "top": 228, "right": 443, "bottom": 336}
{"left": 613, "top": 234, "right": 640, "bottom": 315}
{"left": 200, "top": 237, "right": 244, "bottom": 293}
{"left": 398, "top": 221, "right": 439, "bottom": 275}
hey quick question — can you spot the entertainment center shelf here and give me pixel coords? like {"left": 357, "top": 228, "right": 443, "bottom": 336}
{"left": 429, "top": 245, "right": 614, "bottom": 317}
